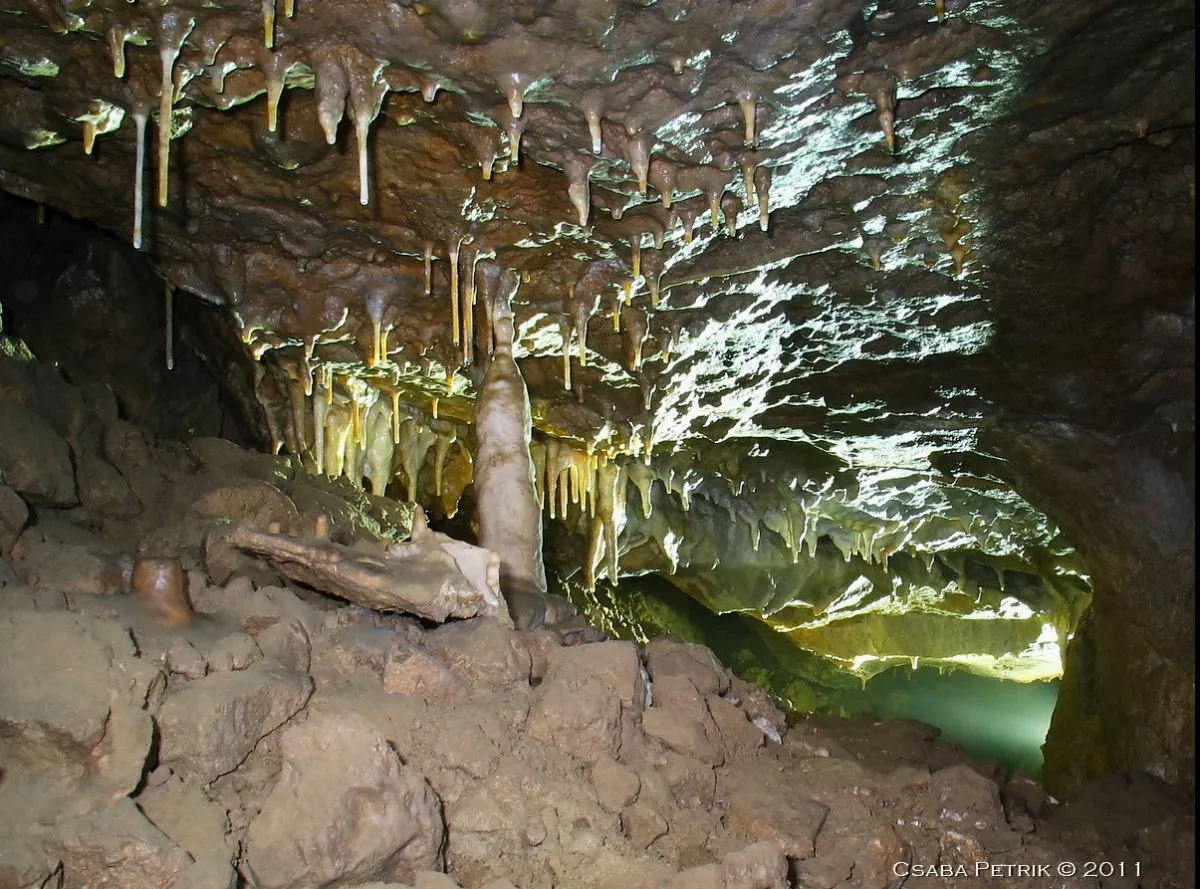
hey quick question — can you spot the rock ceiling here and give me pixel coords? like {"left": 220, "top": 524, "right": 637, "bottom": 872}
{"left": 0, "top": 0, "right": 1193, "bottom": 679}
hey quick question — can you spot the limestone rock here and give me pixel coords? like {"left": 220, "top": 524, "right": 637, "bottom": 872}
{"left": 56, "top": 797, "right": 193, "bottom": 889}
{"left": 591, "top": 756, "right": 641, "bottom": 812}
{"left": 425, "top": 619, "right": 531, "bottom": 691}
{"left": 11, "top": 535, "right": 130, "bottom": 596}
{"left": 75, "top": 450, "right": 141, "bottom": 518}
{"left": 644, "top": 637, "right": 729, "bottom": 697}
{"left": 621, "top": 803, "right": 668, "bottom": 849}
{"left": 136, "top": 776, "right": 234, "bottom": 863}
{"left": 721, "top": 841, "right": 789, "bottom": 889}
{"left": 383, "top": 646, "right": 469, "bottom": 705}
{"left": 0, "top": 484, "right": 29, "bottom": 553}
{"left": 0, "top": 400, "right": 77, "bottom": 507}
{"left": 707, "top": 694, "right": 765, "bottom": 757}
{"left": 725, "top": 780, "right": 828, "bottom": 859}
{"left": 0, "top": 611, "right": 157, "bottom": 799}
{"left": 156, "top": 661, "right": 313, "bottom": 784}
{"left": 529, "top": 641, "right": 645, "bottom": 763}
{"left": 245, "top": 711, "right": 445, "bottom": 889}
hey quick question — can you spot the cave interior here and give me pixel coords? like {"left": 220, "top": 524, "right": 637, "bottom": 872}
{"left": 0, "top": 0, "right": 1194, "bottom": 801}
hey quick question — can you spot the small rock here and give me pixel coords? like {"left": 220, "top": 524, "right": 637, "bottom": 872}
{"left": 622, "top": 803, "right": 668, "bottom": 849}
{"left": 721, "top": 841, "right": 788, "bottom": 889}
{"left": 425, "top": 619, "right": 531, "bottom": 690}
{"left": 0, "top": 484, "right": 29, "bottom": 553}
{"left": 0, "top": 401, "right": 77, "bottom": 507}
{"left": 414, "top": 872, "right": 462, "bottom": 889}
{"left": 662, "top": 752, "right": 716, "bottom": 810}
{"left": 383, "top": 646, "right": 469, "bottom": 704}
{"left": 57, "top": 797, "right": 192, "bottom": 889}
{"left": 528, "top": 641, "right": 646, "bottom": 763}
{"left": 725, "top": 781, "right": 828, "bottom": 859}
{"left": 645, "top": 637, "right": 728, "bottom": 697}
{"left": 204, "top": 631, "right": 262, "bottom": 672}
{"left": 156, "top": 661, "right": 312, "bottom": 784}
{"left": 592, "top": 756, "right": 641, "bottom": 812}
{"left": 707, "top": 695, "right": 764, "bottom": 757}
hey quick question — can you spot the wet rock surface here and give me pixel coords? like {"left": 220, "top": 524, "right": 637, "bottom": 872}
{"left": 0, "top": 353, "right": 1194, "bottom": 889}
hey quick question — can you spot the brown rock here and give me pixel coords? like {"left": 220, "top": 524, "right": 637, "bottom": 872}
{"left": 136, "top": 777, "right": 234, "bottom": 863}
{"left": 645, "top": 637, "right": 728, "bottom": 697}
{"left": 12, "top": 535, "right": 130, "bottom": 596}
{"left": 245, "top": 711, "right": 445, "bottom": 889}
{"left": 707, "top": 694, "right": 765, "bottom": 757}
{"left": 642, "top": 707, "right": 721, "bottom": 765}
{"left": 721, "top": 841, "right": 789, "bottom": 889}
{"left": 529, "top": 640, "right": 646, "bottom": 763}
{"left": 383, "top": 646, "right": 469, "bottom": 704}
{"left": 0, "top": 400, "right": 77, "bottom": 507}
{"left": 425, "top": 619, "right": 531, "bottom": 690}
{"left": 156, "top": 661, "right": 313, "bottom": 784}
{"left": 76, "top": 449, "right": 141, "bottom": 518}
{"left": 0, "top": 484, "right": 29, "bottom": 553}
{"left": 662, "top": 752, "right": 716, "bottom": 810}
{"left": 592, "top": 756, "right": 641, "bottom": 812}
{"left": 725, "top": 780, "right": 828, "bottom": 859}
{"left": 204, "top": 631, "right": 262, "bottom": 672}
{"left": 57, "top": 797, "right": 193, "bottom": 889}
{"left": 622, "top": 803, "right": 668, "bottom": 849}
{"left": 253, "top": 617, "right": 313, "bottom": 673}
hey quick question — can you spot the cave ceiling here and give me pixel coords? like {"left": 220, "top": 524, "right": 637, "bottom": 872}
{"left": 0, "top": 0, "right": 1193, "bottom": 678}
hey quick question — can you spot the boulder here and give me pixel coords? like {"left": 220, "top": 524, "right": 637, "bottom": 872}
{"left": 156, "top": 661, "right": 312, "bottom": 784}
{"left": 244, "top": 712, "right": 445, "bottom": 889}
{"left": 0, "top": 400, "right": 77, "bottom": 506}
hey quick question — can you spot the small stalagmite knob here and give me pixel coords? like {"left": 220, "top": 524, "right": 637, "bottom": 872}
{"left": 130, "top": 557, "right": 193, "bottom": 627}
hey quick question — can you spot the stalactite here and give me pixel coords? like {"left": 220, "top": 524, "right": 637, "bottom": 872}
{"left": 754, "top": 165, "right": 772, "bottom": 232}
{"left": 155, "top": 10, "right": 196, "bottom": 209}
{"left": 348, "top": 61, "right": 388, "bottom": 205}
{"left": 559, "top": 316, "right": 573, "bottom": 391}
{"left": 581, "top": 97, "right": 604, "bottom": 154}
{"left": 130, "top": 101, "right": 150, "bottom": 249}
{"left": 625, "top": 131, "right": 652, "bottom": 194}
{"left": 563, "top": 153, "right": 595, "bottom": 227}
{"left": 738, "top": 94, "right": 758, "bottom": 147}
{"left": 312, "top": 381, "right": 328, "bottom": 475}
{"left": 164, "top": 281, "right": 175, "bottom": 371}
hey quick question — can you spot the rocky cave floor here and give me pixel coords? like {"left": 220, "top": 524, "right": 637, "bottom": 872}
{"left": 1, "top": 357, "right": 1195, "bottom": 889}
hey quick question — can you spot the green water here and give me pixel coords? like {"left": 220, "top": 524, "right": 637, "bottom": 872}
{"left": 568, "top": 573, "right": 1058, "bottom": 778}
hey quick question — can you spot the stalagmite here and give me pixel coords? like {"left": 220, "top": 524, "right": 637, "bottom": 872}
{"left": 390, "top": 390, "right": 401, "bottom": 443}
{"left": 473, "top": 268, "right": 549, "bottom": 617}
{"left": 754, "top": 165, "right": 772, "bottom": 231}
{"left": 324, "top": 399, "right": 352, "bottom": 479}
{"left": 155, "top": 10, "right": 196, "bottom": 208}
{"left": 130, "top": 102, "right": 150, "bottom": 249}
{"left": 164, "top": 281, "right": 175, "bottom": 370}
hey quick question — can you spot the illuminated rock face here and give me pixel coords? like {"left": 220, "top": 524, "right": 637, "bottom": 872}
{"left": 0, "top": 0, "right": 1192, "bottom": 792}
